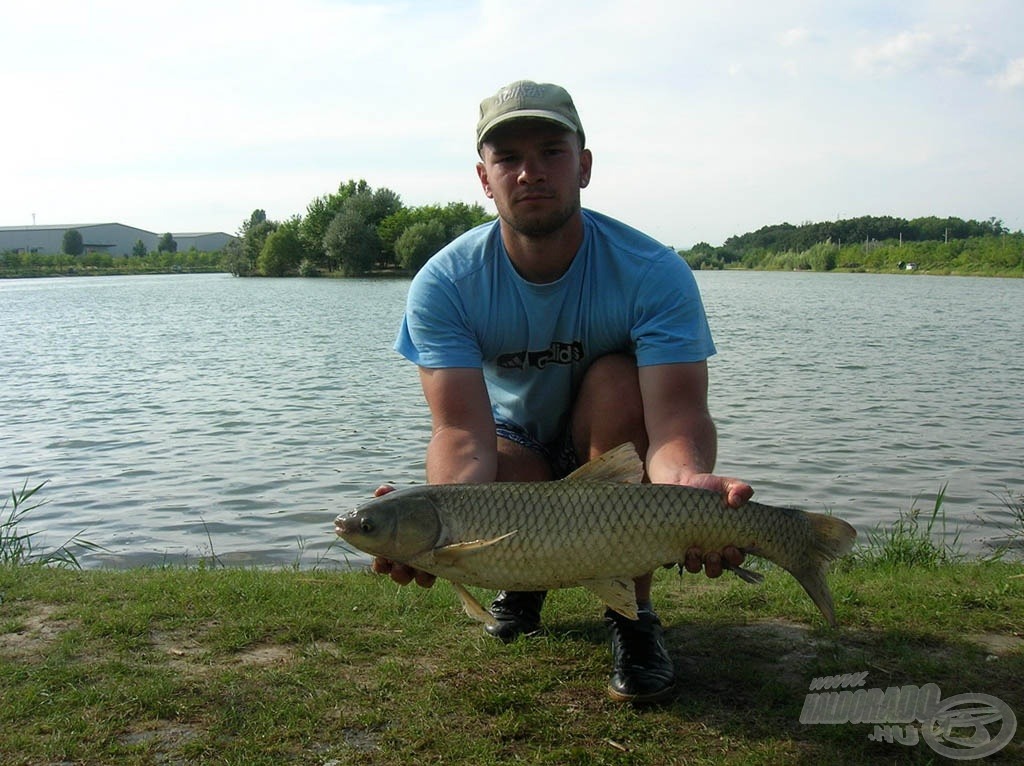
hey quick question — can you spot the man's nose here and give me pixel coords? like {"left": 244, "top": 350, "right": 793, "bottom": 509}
{"left": 517, "top": 156, "right": 546, "bottom": 184}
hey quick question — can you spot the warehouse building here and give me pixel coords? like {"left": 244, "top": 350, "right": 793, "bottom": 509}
{"left": 0, "top": 223, "right": 234, "bottom": 256}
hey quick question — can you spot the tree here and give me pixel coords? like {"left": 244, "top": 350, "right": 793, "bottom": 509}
{"left": 395, "top": 219, "right": 448, "bottom": 272}
{"left": 324, "top": 207, "right": 379, "bottom": 276}
{"left": 257, "top": 222, "right": 304, "bottom": 276}
{"left": 131, "top": 239, "right": 148, "bottom": 257}
{"left": 379, "top": 201, "right": 492, "bottom": 268}
{"left": 236, "top": 209, "right": 278, "bottom": 274}
{"left": 157, "top": 233, "right": 177, "bottom": 253}
{"left": 62, "top": 229, "right": 84, "bottom": 256}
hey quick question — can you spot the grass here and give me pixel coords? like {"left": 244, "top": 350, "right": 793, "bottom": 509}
{"left": 1, "top": 486, "right": 1022, "bottom": 765}
{"left": 846, "top": 484, "right": 963, "bottom": 569}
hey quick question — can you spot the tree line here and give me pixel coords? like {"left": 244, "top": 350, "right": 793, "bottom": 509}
{"left": 4, "top": 201, "right": 1020, "bottom": 279}
{"left": 681, "top": 215, "right": 1022, "bottom": 276}
{"left": 223, "top": 179, "right": 494, "bottom": 277}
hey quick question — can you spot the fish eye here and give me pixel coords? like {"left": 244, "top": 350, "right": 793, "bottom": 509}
{"left": 360, "top": 518, "right": 374, "bottom": 534}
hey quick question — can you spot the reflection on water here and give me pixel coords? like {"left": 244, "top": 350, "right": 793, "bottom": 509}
{"left": 1, "top": 271, "right": 1021, "bottom": 567}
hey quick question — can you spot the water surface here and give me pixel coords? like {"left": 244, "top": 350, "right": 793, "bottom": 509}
{"left": 1, "top": 271, "right": 1020, "bottom": 567}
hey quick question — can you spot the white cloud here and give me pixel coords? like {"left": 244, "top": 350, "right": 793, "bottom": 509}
{"left": 855, "top": 30, "right": 938, "bottom": 74}
{"left": 991, "top": 56, "right": 1024, "bottom": 89}
{"left": 780, "top": 27, "right": 812, "bottom": 47}
{"left": 853, "top": 26, "right": 997, "bottom": 79}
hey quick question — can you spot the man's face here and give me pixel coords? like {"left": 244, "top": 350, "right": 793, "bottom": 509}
{"left": 476, "top": 120, "right": 592, "bottom": 238}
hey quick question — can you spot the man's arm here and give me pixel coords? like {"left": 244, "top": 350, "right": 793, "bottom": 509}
{"left": 372, "top": 366, "right": 496, "bottom": 587}
{"left": 638, "top": 361, "right": 754, "bottom": 578}
{"left": 418, "top": 367, "right": 498, "bottom": 485}
{"left": 638, "top": 360, "right": 752, "bottom": 506}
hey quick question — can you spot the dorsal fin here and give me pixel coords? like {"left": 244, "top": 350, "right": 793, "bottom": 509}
{"left": 563, "top": 442, "right": 644, "bottom": 484}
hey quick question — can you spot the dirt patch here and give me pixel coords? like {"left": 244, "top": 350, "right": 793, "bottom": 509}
{"left": 968, "top": 631, "right": 1024, "bottom": 656}
{"left": 149, "top": 628, "right": 295, "bottom": 673}
{"left": 118, "top": 721, "right": 201, "bottom": 765}
{"left": 231, "top": 643, "right": 293, "bottom": 666}
{"left": 0, "top": 603, "right": 73, "bottom": 659}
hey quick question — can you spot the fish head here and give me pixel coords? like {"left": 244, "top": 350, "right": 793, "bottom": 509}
{"left": 334, "top": 487, "right": 441, "bottom": 562}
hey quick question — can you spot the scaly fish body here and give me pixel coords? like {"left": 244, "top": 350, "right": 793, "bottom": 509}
{"left": 335, "top": 444, "right": 856, "bottom": 627}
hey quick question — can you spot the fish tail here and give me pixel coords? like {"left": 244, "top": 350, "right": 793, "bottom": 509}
{"left": 786, "top": 513, "right": 857, "bottom": 628}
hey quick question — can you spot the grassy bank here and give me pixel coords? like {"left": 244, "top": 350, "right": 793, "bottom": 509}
{"left": 1, "top": 555, "right": 1021, "bottom": 765}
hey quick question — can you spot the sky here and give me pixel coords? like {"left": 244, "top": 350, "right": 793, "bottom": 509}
{"left": 2, "top": 0, "right": 1022, "bottom": 248}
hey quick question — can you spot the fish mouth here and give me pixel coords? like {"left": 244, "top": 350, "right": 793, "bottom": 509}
{"left": 333, "top": 513, "right": 357, "bottom": 537}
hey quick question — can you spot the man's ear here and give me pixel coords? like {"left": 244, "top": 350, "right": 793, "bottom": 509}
{"left": 476, "top": 161, "right": 494, "bottom": 199}
{"left": 579, "top": 148, "right": 593, "bottom": 189}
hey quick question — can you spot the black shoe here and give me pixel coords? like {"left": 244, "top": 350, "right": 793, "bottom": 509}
{"left": 485, "top": 591, "right": 546, "bottom": 642}
{"left": 605, "top": 608, "right": 675, "bottom": 704}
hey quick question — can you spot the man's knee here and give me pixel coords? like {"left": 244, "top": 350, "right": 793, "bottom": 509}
{"left": 573, "top": 354, "right": 647, "bottom": 459}
{"left": 580, "top": 353, "right": 642, "bottom": 413}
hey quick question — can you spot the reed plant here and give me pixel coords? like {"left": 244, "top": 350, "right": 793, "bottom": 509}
{"left": 846, "top": 484, "right": 965, "bottom": 569}
{"left": 0, "top": 481, "right": 98, "bottom": 568}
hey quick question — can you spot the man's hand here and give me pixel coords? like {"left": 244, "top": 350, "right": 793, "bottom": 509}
{"left": 680, "top": 472, "right": 754, "bottom": 510}
{"left": 368, "top": 484, "right": 436, "bottom": 589}
{"left": 678, "top": 472, "right": 754, "bottom": 578}
{"left": 681, "top": 544, "right": 744, "bottom": 579}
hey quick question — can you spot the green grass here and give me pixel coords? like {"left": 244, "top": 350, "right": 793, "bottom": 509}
{"left": 1, "top": 562, "right": 1021, "bottom": 765}
{"left": 1, "top": 485, "right": 1022, "bottom": 764}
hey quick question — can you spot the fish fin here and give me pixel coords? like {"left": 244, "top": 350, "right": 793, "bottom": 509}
{"left": 563, "top": 443, "right": 644, "bottom": 484}
{"left": 449, "top": 582, "right": 497, "bottom": 627}
{"left": 725, "top": 562, "right": 765, "bottom": 584}
{"left": 581, "top": 578, "right": 639, "bottom": 620}
{"left": 786, "top": 513, "right": 858, "bottom": 628}
{"left": 432, "top": 531, "right": 517, "bottom": 565}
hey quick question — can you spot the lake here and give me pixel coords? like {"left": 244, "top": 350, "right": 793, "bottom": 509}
{"left": 1, "top": 271, "right": 1021, "bottom": 568}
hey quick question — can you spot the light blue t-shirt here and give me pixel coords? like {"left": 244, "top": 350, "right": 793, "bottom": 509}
{"left": 394, "top": 209, "right": 716, "bottom": 444}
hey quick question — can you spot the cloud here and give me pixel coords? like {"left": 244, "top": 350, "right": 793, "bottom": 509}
{"left": 853, "top": 26, "right": 996, "bottom": 79}
{"left": 780, "top": 27, "right": 813, "bottom": 47}
{"left": 991, "top": 56, "right": 1024, "bottom": 89}
{"left": 855, "top": 30, "right": 939, "bottom": 74}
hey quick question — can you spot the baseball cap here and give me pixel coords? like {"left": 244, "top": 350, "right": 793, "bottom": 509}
{"left": 476, "top": 80, "right": 585, "bottom": 152}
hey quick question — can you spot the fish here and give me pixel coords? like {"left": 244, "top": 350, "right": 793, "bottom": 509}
{"left": 334, "top": 443, "right": 857, "bottom": 627}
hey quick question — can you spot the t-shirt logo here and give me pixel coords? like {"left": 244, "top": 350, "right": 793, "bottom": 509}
{"left": 497, "top": 341, "right": 584, "bottom": 370}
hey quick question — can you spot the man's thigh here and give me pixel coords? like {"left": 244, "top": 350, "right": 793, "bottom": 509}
{"left": 571, "top": 353, "right": 648, "bottom": 462}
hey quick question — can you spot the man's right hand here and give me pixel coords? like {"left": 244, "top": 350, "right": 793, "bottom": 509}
{"left": 369, "top": 484, "right": 436, "bottom": 588}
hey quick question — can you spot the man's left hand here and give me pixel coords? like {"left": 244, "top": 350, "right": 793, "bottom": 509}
{"left": 678, "top": 472, "right": 754, "bottom": 578}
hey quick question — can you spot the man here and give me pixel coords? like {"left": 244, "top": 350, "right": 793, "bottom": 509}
{"left": 373, "top": 80, "right": 753, "bottom": 704}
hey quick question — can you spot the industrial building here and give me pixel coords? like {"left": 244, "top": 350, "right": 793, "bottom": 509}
{"left": 0, "top": 223, "right": 235, "bottom": 256}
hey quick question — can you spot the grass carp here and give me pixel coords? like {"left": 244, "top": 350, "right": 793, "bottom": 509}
{"left": 334, "top": 443, "right": 857, "bottom": 627}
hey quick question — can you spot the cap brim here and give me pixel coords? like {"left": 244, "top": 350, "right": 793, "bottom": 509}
{"left": 477, "top": 110, "right": 579, "bottom": 148}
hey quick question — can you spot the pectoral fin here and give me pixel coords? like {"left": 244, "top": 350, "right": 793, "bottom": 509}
{"left": 581, "top": 578, "right": 639, "bottom": 620}
{"left": 450, "top": 582, "right": 497, "bottom": 628}
{"left": 432, "top": 531, "right": 517, "bottom": 566}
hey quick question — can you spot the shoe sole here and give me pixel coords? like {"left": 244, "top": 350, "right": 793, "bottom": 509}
{"left": 606, "top": 681, "right": 675, "bottom": 705}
